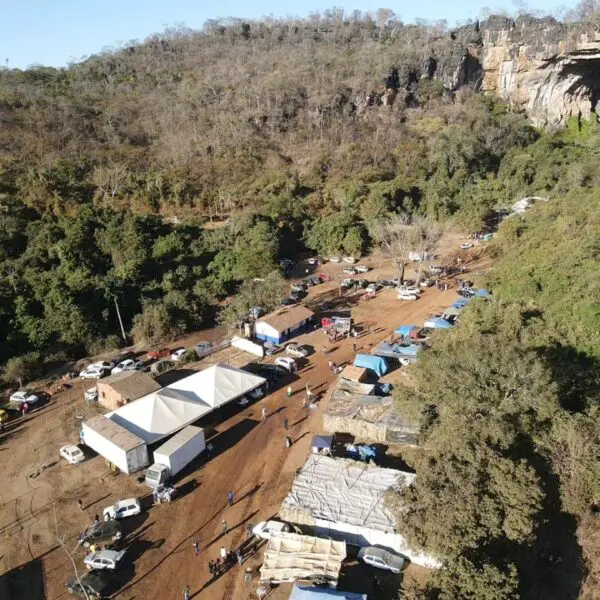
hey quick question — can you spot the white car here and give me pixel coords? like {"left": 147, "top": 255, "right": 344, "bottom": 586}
{"left": 307, "top": 257, "right": 321, "bottom": 265}
{"left": 60, "top": 444, "right": 85, "bottom": 464}
{"left": 285, "top": 343, "right": 309, "bottom": 358}
{"left": 103, "top": 498, "right": 141, "bottom": 521}
{"left": 342, "top": 256, "right": 357, "bottom": 264}
{"left": 79, "top": 366, "right": 109, "bottom": 379}
{"left": 355, "top": 265, "right": 369, "bottom": 273}
{"left": 343, "top": 267, "right": 357, "bottom": 275}
{"left": 275, "top": 357, "right": 297, "bottom": 372}
{"left": 252, "top": 520, "right": 291, "bottom": 540}
{"left": 84, "top": 387, "right": 98, "bottom": 401}
{"left": 340, "top": 278, "right": 353, "bottom": 289}
{"left": 111, "top": 359, "right": 143, "bottom": 375}
{"left": 357, "top": 546, "right": 404, "bottom": 574}
{"left": 398, "top": 291, "right": 419, "bottom": 301}
{"left": 365, "top": 283, "right": 381, "bottom": 294}
{"left": 84, "top": 549, "right": 126, "bottom": 571}
{"left": 171, "top": 348, "right": 188, "bottom": 361}
{"left": 248, "top": 388, "right": 265, "bottom": 400}
{"left": 10, "top": 389, "right": 40, "bottom": 405}
{"left": 329, "top": 256, "right": 341, "bottom": 263}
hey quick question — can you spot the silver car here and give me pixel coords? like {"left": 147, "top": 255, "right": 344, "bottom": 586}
{"left": 84, "top": 549, "right": 126, "bottom": 570}
{"left": 357, "top": 546, "right": 405, "bottom": 574}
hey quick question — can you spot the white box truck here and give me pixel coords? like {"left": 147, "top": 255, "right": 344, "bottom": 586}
{"left": 145, "top": 425, "right": 205, "bottom": 488}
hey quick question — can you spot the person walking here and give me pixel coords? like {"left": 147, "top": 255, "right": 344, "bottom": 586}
{"left": 220, "top": 546, "right": 228, "bottom": 561}
{"left": 236, "top": 549, "right": 243, "bottom": 566}
{"left": 222, "top": 520, "right": 228, "bottom": 535}
{"left": 246, "top": 522, "right": 254, "bottom": 538}
{"left": 283, "top": 417, "right": 289, "bottom": 430}
{"left": 261, "top": 407, "right": 267, "bottom": 421}
{"left": 352, "top": 342, "right": 357, "bottom": 353}
{"left": 287, "top": 385, "right": 292, "bottom": 398}
{"left": 227, "top": 490, "right": 234, "bottom": 507}
{"left": 302, "top": 397, "right": 307, "bottom": 409}
{"left": 183, "top": 585, "right": 191, "bottom": 600}
{"left": 285, "top": 435, "right": 292, "bottom": 448}
{"left": 193, "top": 540, "right": 199, "bottom": 556}
{"left": 208, "top": 560, "right": 215, "bottom": 576}
{"left": 206, "top": 442, "right": 214, "bottom": 457}
{"left": 214, "top": 558, "right": 221, "bottom": 574}
{"left": 77, "top": 499, "right": 84, "bottom": 511}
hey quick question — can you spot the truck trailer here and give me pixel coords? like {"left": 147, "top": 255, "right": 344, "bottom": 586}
{"left": 82, "top": 415, "right": 148, "bottom": 475}
{"left": 145, "top": 425, "right": 205, "bottom": 488}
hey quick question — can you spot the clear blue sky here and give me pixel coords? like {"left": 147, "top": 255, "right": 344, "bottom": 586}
{"left": 2, "top": 0, "right": 569, "bottom": 69}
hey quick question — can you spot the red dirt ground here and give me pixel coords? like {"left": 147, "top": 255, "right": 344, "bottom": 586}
{"left": 0, "top": 243, "right": 491, "bottom": 600}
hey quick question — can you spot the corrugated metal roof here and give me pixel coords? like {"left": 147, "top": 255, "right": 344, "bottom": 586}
{"left": 84, "top": 415, "right": 146, "bottom": 451}
{"left": 258, "top": 306, "right": 314, "bottom": 333}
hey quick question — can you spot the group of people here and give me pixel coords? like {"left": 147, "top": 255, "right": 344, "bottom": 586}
{"left": 207, "top": 547, "right": 243, "bottom": 577}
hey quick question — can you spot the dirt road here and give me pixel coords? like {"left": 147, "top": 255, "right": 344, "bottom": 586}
{"left": 0, "top": 247, "right": 489, "bottom": 600}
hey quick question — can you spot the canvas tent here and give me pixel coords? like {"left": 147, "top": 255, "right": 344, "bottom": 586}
{"left": 108, "top": 363, "right": 265, "bottom": 443}
{"left": 289, "top": 584, "right": 366, "bottom": 600}
{"left": 353, "top": 354, "right": 388, "bottom": 377}
{"left": 279, "top": 455, "right": 439, "bottom": 568}
{"left": 424, "top": 317, "right": 453, "bottom": 329}
{"left": 373, "top": 343, "right": 420, "bottom": 360}
{"left": 260, "top": 532, "right": 346, "bottom": 585}
{"left": 323, "top": 390, "right": 419, "bottom": 445}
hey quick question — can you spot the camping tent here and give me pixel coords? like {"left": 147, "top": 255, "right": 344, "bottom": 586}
{"left": 452, "top": 298, "right": 470, "bottom": 309}
{"left": 289, "top": 584, "right": 367, "bottom": 600}
{"left": 394, "top": 325, "right": 418, "bottom": 338}
{"left": 354, "top": 354, "right": 388, "bottom": 377}
{"left": 424, "top": 317, "right": 453, "bottom": 329}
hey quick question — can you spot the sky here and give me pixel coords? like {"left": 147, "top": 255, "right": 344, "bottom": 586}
{"left": 2, "top": 0, "right": 570, "bottom": 69}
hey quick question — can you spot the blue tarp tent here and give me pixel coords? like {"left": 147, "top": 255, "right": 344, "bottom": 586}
{"left": 290, "top": 585, "right": 367, "bottom": 600}
{"left": 475, "top": 288, "right": 490, "bottom": 298}
{"left": 354, "top": 354, "right": 388, "bottom": 377}
{"left": 394, "top": 324, "right": 418, "bottom": 337}
{"left": 424, "top": 317, "right": 454, "bottom": 329}
{"left": 452, "top": 298, "right": 470, "bottom": 309}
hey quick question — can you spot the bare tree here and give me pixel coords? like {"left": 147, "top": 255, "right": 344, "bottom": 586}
{"left": 92, "top": 162, "right": 129, "bottom": 201}
{"left": 411, "top": 216, "right": 445, "bottom": 284}
{"left": 52, "top": 500, "right": 90, "bottom": 600}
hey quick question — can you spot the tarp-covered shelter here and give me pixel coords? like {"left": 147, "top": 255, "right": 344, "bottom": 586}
{"left": 337, "top": 378, "right": 375, "bottom": 396}
{"left": 323, "top": 390, "right": 419, "bottom": 445}
{"left": 452, "top": 298, "right": 470, "bottom": 309}
{"left": 423, "top": 317, "right": 453, "bottom": 329}
{"left": 475, "top": 288, "right": 490, "bottom": 298}
{"left": 289, "top": 584, "right": 367, "bottom": 600}
{"left": 260, "top": 532, "right": 346, "bottom": 585}
{"left": 372, "top": 343, "right": 420, "bottom": 360}
{"left": 353, "top": 354, "right": 388, "bottom": 377}
{"left": 108, "top": 363, "right": 265, "bottom": 443}
{"left": 280, "top": 455, "right": 439, "bottom": 568}
{"left": 394, "top": 325, "right": 418, "bottom": 338}
{"left": 339, "top": 365, "right": 367, "bottom": 383}
{"left": 442, "top": 306, "right": 462, "bottom": 318}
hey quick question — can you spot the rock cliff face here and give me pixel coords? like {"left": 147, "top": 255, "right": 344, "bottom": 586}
{"left": 456, "top": 16, "right": 600, "bottom": 127}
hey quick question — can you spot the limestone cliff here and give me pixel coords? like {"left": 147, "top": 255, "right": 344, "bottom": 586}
{"left": 455, "top": 16, "right": 600, "bottom": 127}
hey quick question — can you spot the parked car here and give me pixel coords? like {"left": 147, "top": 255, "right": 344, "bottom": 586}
{"left": 84, "top": 549, "right": 126, "bottom": 571}
{"left": 103, "top": 498, "right": 141, "bottom": 521}
{"left": 171, "top": 348, "right": 188, "bottom": 361}
{"left": 342, "top": 256, "right": 357, "bottom": 264}
{"left": 78, "top": 521, "right": 122, "bottom": 548}
{"left": 340, "top": 278, "right": 353, "bottom": 289}
{"left": 85, "top": 387, "right": 98, "bottom": 402}
{"left": 60, "top": 444, "right": 85, "bottom": 464}
{"left": 365, "top": 283, "right": 382, "bottom": 294}
{"left": 398, "top": 291, "right": 419, "bottom": 301}
{"left": 286, "top": 343, "right": 309, "bottom": 358}
{"left": 252, "top": 520, "right": 291, "bottom": 540}
{"left": 249, "top": 307, "right": 265, "bottom": 319}
{"left": 65, "top": 570, "right": 113, "bottom": 599}
{"left": 329, "top": 256, "right": 341, "bottom": 263}
{"left": 275, "top": 357, "right": 297, "bottom": 372}
{"left": 357, "top": 546, "right": 405, "bottom": 574}
{"left": 289, "top": 292, "right": 301, "bottom": 302}
{"left": 258, "top": 364, "right": 289, "bottom": 383}
{"left": 290, "top": 283, "right": 306, "bottom": 293}
{"left": 355, "top": 265, "right": 369, "bottom": 273}
{"left": 79, "top": 365, "right": 110, "bottom": 380}
{"left": 343, "top": 267, "right": 357, "bottom": 275}
{"left": 307, "top": 257, "right": 321, "bottom": 265}
{"left": 147, "top": 348, "right": 171, "bottom": 361}
{"left": 264, "top": 341, "right": 282, "bottom": 355}
{"left": 111, "top": 359, "right": 143, "bottom": 375}
{"left": 248, "top": 387, "right": 265, "bottom": 400}
{"left": 378, "top": 279, "right": 396, "bottom": 288}
{"left": 282, "top": 297, "right": 297, "bottom": 306}
{"left": 355, "top": 278, "right": 369, "bottom": 288}
{"left": 236, "top": 396, "right": 251, "bottom": 407}
{"left": 194, "top": 341, "right": 213, "bottom": 358}
{"left": 429, "top": 265, "right": 443, "bottom": 274}
{"left": 10, "top": 389, "right": 40, "bottom": 405}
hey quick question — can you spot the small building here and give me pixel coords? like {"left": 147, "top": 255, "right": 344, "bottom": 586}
{"left": 254, "top": 306, "right": 314, "bottom": 344}
{"left": 279, "top": 455, "right": 439, "bottom": 568}
{"left": 323, "top": 390, "right": 419, "bottom": 445}
{"left": 96, "top": 371, "right": 161, "bottom": 411}
{"left": 339, "top": 365, "right": 367, "bottom": 383}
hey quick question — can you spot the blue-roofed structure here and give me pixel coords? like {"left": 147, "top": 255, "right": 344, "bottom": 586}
{"left": 424, "top": 317, "right": 454, "bottom": 329}
{"left": 289, "top": 584, "right": 367, "bottom": 600}
{"left": 354, "top": 354, "right": 388, "bottom": 377}
{"left": 394, "top": 325, "right": 418, "bottom": 337}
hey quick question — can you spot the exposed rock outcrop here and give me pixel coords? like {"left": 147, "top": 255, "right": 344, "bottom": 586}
{"left": 457, "top": 17, "right": 600, "bottom": 126}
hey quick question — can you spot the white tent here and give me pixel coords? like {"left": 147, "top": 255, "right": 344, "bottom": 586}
{"left": 108, "top": 363, "right": 266, "bottom": 443}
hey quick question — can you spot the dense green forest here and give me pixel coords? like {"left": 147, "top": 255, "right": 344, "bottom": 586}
{"left": 1, "top": 9, "right": 600, "bottom": 600}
